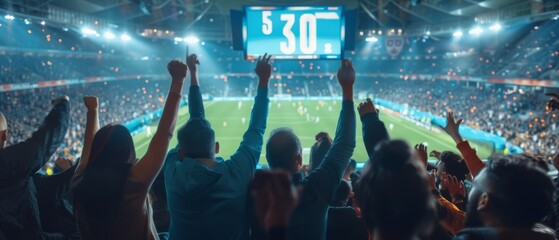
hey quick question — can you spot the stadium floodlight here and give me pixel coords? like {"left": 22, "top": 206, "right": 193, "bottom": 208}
{"left": 120, "top": 34, "right": 132, "bottom": 41}
{"left": 40, "top": 20, "right": 46, "bottom": 26}
{"left": 174, "top": 37, "right": 184, "bottom": 42}
{"left": 103, "top": 32, "right": 116, "bottom": 40}
{"left": 489, "top": 24, "right": 502, "bottom": 31}
{"left": 24, "top": 19, "right": 31, "bottom": 25}
{"left": 468, "top": 27, "right": 483, "bottom": 35}
{"left": 81, "top": 28, "right": 98, "bottom": 36}
{"left": 365, "top": 37, "right": 378, "bottom": 43}
{"left": 184, "top": 36, "right": 200, "bottom": 45}
{"left": 4, "top": 15, "right": 15, "bottom": 20}
{"left": 452, "top": 30, "right": 463, "bottom": 37}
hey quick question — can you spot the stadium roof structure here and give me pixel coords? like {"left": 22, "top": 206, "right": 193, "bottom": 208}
{"left": 1, "top": 0, "right": 558, "bottom": 40}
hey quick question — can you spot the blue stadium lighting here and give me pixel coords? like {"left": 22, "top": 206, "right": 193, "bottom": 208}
{"left": 4, "top": 15, "right": 15, "bottom": 20}
{"left": 184, "top": 36, "right": 200, "bottom": 45}
{"left": 452, "top": 30, "right": 463, "bottom": 37}
{"left": 489, "top": 24, "right": 502, "bottom": 31}
{"left": 40, "top": 20, "right": 46, "bottom": 26}
{"left": 120, "top": 34, "right": 132, "bottom": 42}
{"left": 81, "top": 28, "right": 98, "bottom": 36}
{"left": 468, "top": 27, "right": 483, "bottom": 35}
{"left": 174, "top": 37, "right": 183, "bottom": 42}
{"left": 365, "top": 37, "right": 378, "bottom": 43}
{"left": 103, "top": 32, "right": 116, "bottom": 40}
{"left": 24, "top": 19, "right": 31, "bottom": 25}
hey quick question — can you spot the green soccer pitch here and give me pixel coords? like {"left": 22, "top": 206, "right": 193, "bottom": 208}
{"left": 132, "top": 100, "right": 494, "bottom": 164}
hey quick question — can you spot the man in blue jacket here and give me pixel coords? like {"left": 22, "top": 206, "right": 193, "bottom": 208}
{"left": 264, "top": 59, "right": 356, "bottom": 240}
{"left": 0, "top": 96, "right": 70, "bottom": 240}
{"left": 165, "top": 54, "right": 271, "bottom": 240}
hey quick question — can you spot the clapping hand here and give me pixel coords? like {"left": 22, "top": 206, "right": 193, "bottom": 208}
{"left": 444, "top": 174, "right": 466, "bottom": 201}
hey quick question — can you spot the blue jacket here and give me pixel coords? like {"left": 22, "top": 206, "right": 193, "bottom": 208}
{"left": 287, "top": 100, "right": 356, "bottom": 240}
{"left": 0, "top": 100, "right": 70, "bottom": 240}
{"left": 165, "top": 86, "right": 269, "bottom": 240}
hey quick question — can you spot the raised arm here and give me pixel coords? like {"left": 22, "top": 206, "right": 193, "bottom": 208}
{"left": 438, "top": 112, "right": 484, "bottom": 177}
{"left": 132, "top": 60, "right": 186, "bottom": 186}
{"left": 359, "top": 98, "right": 389, "bottom": 159}
{"left": 187, "top": 54, "right": 205, "bottom": 119}
{"left": 229, "top": 54, "right": 272, "bottom": 174}
{"left": 0, "top": 96, "right": 70, "bottom": 178}
{"left": 74, "top": 96, "right": 99, "bottom": 176}
{"left": 306, "top": 59, "right": 356, "bottom": 199}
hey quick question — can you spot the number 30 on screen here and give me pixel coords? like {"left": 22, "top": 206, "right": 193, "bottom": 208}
{"left": 262, "top": 11, "right": 317, "bottom": 55}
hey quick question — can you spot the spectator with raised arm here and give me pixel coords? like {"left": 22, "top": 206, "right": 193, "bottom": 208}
{"left": 0, "top": 96, "right": 70, "bottom": 240}
{"left": 164, "top": 54, "right": 271, "bottom": 240}
{"left": 72, "top": 59, "right": 185, "bottom": 240}
{"left": 264, "top": 59, "right": 356, "bottom": 240}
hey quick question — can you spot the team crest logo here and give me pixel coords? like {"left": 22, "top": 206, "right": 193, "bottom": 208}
{"left": 385, "top": 36, "right": 404, "bottom": 57}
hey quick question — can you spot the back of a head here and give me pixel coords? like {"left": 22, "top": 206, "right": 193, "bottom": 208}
{"left": 332, "top": 180, "right": 352, "bottom": 207}
{"left": 178, "top": 118, "right": 215, "bottom": 159}
{"left": 309, "top": 135, "right": 332, "bottom": 170}
{"left": 485, "top": 156, "right": 554, "bottom": 228}
{"left": 266, "top": 128, "right": 302, "bottom": 172}
{"left": 439, "top": 151, "right": 470, "bottom": 181}
{"left": 358, "top": 140, "right": 434, "bottom": 237}
{"left": 73, "top": 124, "right": 136, "bottom": 238}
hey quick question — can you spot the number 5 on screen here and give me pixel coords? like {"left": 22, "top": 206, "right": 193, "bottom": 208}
{"left": 262, "top": 11, "right": 272, "bottom": 35}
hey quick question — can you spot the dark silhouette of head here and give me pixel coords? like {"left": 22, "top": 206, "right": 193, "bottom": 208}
{"left": 332, "top": 180, "right": 353, "bottom": 207}
{"left": 266, "top": 128, "right": 302, "bottom": 172}
{"left": 358, "top": 140, "right": 435, "bottom": 238}
{"left": 72, "top": 124, "right": 136, "bottom": 238}
{"left": 437, "top": 151, "right": 470, "bottom": 182}
{"left": 177, "top": 118, "right": 217, "bottom": 159}
{"left": 309, "top": 134, "right": 332, "bottom": 170}
{"left": 465, "top": 156, "right": 554, "bottom": 229}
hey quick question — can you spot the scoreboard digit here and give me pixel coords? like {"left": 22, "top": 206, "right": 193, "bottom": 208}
{"left": 244, "top": 6, "right": 344, "bottom": 60}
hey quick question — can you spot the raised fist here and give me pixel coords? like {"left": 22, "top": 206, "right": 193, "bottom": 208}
{"left": 167, "top": 60, "right": 187, "bottom": 80}
{"left": 83, "top": 96, "right": 98, "bottom": 110}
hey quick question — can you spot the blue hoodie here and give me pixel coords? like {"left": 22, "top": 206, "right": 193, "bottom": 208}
{"left": 165, "top": 86, "right": 269, "bottom": 240}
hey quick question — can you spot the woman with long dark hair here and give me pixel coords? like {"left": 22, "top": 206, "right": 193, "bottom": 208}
{"left": 71, "top": 60, "right": 187, "bottom": 240}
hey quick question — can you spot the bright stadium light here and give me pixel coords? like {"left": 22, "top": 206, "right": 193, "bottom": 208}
{"left": 40, "top": 20, "right": 46, "bottom": 26}
{"left": 365, "top": 36, "right": 378, "bottom": 42}
{"left": 184, "top": 36, "right": 200, "bottom": 45}
{"left": 489, "top": 24, "right": 502, "bottom": 31}
{"left": 81, "top": 28, "right": 98, "bottom": 36}
{"left": 103, "top": 31, "right": 116, "bottom": 39}
{"left": 468, "top": 27, "right": 483, "bottom": 35}
{"left": 4, "top": 15, "right": 15, "bottom": 20}
{"left": 120, "top": 33, "right": 132, "bottom": 41}
{"left": 24, "top": 19, "right": 31, "bottom": 25}
{"left": 452, "top": 30, "right": 463, "bottom": 37}
{"left": 174, "top": 37, "right": 184, "bottom": 42}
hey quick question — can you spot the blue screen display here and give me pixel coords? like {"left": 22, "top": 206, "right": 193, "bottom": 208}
{"left": 244, "top": 6, "right": 344, "bottom": 60}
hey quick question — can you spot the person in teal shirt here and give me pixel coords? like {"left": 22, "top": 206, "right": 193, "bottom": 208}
{"left": 165, "top": 54, "right": 272, "bottom": 240}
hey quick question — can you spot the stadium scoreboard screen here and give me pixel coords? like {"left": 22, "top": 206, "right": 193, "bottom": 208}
{"left": 243, "top": 6, "right": 345, "bottom": 60}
